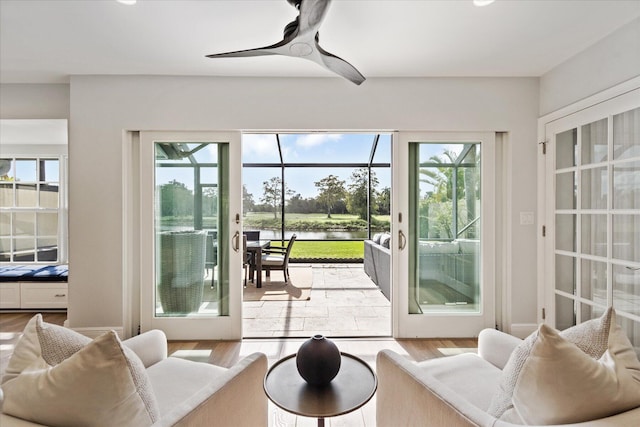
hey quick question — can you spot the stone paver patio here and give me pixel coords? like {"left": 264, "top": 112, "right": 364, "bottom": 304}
{"left": 243, "top": 264, "right": 391, "bottom": 338}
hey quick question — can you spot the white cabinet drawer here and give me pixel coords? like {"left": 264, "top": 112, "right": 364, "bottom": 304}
{"left": 20, "top": 282, "right": 68, "bottom": 309}
{"left": 0, "top": 282, "right": 21, "bottom": 309}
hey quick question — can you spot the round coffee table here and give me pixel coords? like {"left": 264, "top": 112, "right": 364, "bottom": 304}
{"left": 264, "top": 352, "right": 377, "bottom": 427}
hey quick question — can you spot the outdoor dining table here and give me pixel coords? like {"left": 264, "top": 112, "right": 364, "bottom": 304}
{"left": 246, "top": 239, "right": 271, "bottom": 288}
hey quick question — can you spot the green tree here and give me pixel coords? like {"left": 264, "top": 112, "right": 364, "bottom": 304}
{"left": 376, "top": 186, "right": 391, "bottom": 215}
{"left": 242, "top": 185, "right": 255, "bottom": 214}
{"left": 260, "top": 177, "right": 294, "bottom": 219}
{"left": 159, "top": 180, "right": 193, "bottom": 217}
{"left": 315, "top": 174, "right": 346, "bottom": 218}
{"left": 347, "top": 168, "right": 378, "bottom": 220}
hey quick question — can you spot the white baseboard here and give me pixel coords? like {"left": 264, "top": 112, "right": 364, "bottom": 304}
{"left": 510, "top": 323, "right": 537, "bottom": 339}
{"left": 65, "top": 324, "right": 125, "bottom": 339}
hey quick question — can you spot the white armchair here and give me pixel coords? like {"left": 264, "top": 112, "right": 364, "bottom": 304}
{"left": 1, "top": 316, "right": 268, "bottom": 427}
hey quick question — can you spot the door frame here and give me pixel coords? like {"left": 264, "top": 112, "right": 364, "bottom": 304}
{"left": 393, "top": 131, "right": 497, "bottom": 338}
{"left": 138, "top": 131, "right": 243, "bottom": 340}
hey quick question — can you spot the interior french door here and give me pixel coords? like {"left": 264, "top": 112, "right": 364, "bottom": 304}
{"left": 394, "top": 132, "right": 496, "bottom": 337}
{"left": 140, "top": 131, "right": 243, "bottom": 340}
{"left": 543, "top": 89, "right": 640, "bottom": 352}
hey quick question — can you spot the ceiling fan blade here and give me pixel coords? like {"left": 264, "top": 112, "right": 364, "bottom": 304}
{"left": 297, "top": 0, "right": 331, "bottom": 34}
{"left": 315, "top": 43, "right": 366, "bottom": 85}
{"left": 206, "top": 40, "right": 286, "bottom": 58}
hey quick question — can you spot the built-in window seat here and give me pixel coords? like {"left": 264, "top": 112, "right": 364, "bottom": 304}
{"left": 0, "top": 265, "right": 68, "bottom": 309}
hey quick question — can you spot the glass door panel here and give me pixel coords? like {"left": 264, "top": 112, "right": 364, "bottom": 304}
{"left": 545, "top": 95, "right": 640, "bottom": 355}
{"left": 395, "top": 132, "right": 495, "bottom": 338}
{"left": 154, "top": 142, "right": 229, "bottom": 318}
{"left": 140, "top": 132, "right": 242, "bottom": 340}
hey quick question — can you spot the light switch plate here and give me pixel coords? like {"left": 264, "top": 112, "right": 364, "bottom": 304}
{"left": 520, "top": 212, "right": 534, "bottom": 225}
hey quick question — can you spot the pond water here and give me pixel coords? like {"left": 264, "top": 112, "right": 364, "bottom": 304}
{"left": 253, "top": 230, "right": 369, "bottom": 240}
{"left": 161, "top": 227, "right": 375, "bottom": 240}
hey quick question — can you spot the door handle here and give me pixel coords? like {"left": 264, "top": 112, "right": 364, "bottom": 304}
{"left": 232, "top": 231, "right": 240, "bottom": 252}
{"left": 398, "top": 230, "right": 407, "bottom": 250}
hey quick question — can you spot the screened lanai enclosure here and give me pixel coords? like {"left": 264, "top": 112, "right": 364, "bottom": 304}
{"left": 408, "top": 142, "right": 481, "bottom": 313}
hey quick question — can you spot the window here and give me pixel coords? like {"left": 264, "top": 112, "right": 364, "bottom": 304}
{"left": 0, "top": 157, "right": 66, "bottom": 263}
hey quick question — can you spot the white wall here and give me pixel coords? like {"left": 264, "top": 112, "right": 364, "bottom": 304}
{"left": 0, "top": 84, "right": 69, "bottom": 119}
{"left": 66, "top": 76, "right": 540, "bottom": 332}
{"left": 540, "top": 17, "right": 640, "bottom": 115}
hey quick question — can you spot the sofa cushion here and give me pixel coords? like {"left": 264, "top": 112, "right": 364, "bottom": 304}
{"left": 146, "top": 356, "right": 227, "bottom": 417}
{"left": 2, "top": 330, "right": 160, "bottom": 427}
{"left": 36, "top": 314, "right": 91, "bottom": 365}
{"left": 2, "top": 314, "right": 47, "bottom": 384}
{"left": 417, "top": 353, "right": 502, "bottom": 411}
{"left": 488, "top": 307, "right": 615, "bottom": 420}
{"left": 380, "top": 234, "right": 391, "bottom": 248}
{"left": 372, "top": 233, "right": 383, "bottom": 244}
{"left": 512, "top": 322, "right": 640, "bottom": 425}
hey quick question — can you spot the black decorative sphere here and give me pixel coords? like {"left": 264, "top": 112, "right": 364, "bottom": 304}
{"left": 296, "top": 335, "right": 341, "bottom": 386}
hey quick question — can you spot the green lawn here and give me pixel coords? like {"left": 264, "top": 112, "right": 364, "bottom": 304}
{"left": 269, "top": 239, "right": 364, "bottom": 260}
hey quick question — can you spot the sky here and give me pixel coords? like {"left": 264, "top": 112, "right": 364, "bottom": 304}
{"left": 155, "top": 133, "right": 392, "bottom": 201}
{"left": 242, "top": 133, "right": 392, "bottom": 200}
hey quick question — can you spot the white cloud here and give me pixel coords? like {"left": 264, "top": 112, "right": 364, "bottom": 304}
{"left": 295, "top": 133, "right": 342, "bottom": 149}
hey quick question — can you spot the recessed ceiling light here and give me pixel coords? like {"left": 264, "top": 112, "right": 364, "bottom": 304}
{"left": 117, "top": 0, "right": 137, "bottom": 5}
{"left": 473, "top": 0, "right": 495, "bottom": 6}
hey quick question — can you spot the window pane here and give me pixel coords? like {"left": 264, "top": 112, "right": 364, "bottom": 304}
{"left": 411, "top": 142, "right": 481, "bottom": 314}
{"left": 37, "top": 212, "right": 58, "bottom": 236}
{"left": 555, "top": 214, "right": 576, "bottom": 252}
{"left": 581, "top": 259, "right": 607, "bottom": 303}
{"left": 555, "top": 254, "right": 576, "bottom": 295}
{"left": 0, "top": 238, "right": 10, "bottom": 262}
{"left": 0, "top": 212, "right": 9, "bottom": 237}
{"left": 154, "top": 142, "right": 227, "bottom": 317}
{"left": 581, "top": 118, "right": 608, "bottom": 165}
{"left": 41, "top": 159, "right": 59, "bottom": 182}
{"left": 37, "top": 237, "right": 58, "bottom": 262}
{"left": 39, "top": 184, "right": 59, "bottom": 208}
{"left": 581, "top": 214, "right": 607, "bottom": 257}
{"left": 13, "top": 212, "right": 34, "bottom": 236}
{"left": 14, "top": 237, "right": 34, "bottom": 262}
{"left": 581, "top": 167, "right": 607, "bottom": 210}
{"left": 556, "top": 294, "right": 576, "bottom": 331}
{"left": 580, "top": 303, "right": 606, "bottom": 323}
{"left": 279, "top": 133, "right": 376, "bottom": 164}
{"left": 613, "top": 160, "right": 640, "bottom": 209}
{"left": 15, "top": 159, "right": 37, "bottom": 182}
{"left": 613, "top": 107, "right": 640, "bottom": 161}
{"left": 556, "top": 129, "right": 577, "bottom": 169}
{"left": 613, "top": 264, "right": 639, "bottom": 316}
{"left": 613, "top": 214, "right": 640, "bottom": 262}
{"left": 555, "top": 171, "right": 576, "bottom": 210}
{"left": 0, "top": 183, "right": 12, "bottom": 207}
{"left": 16, "top": 183, "right": 37, "bottom": 207}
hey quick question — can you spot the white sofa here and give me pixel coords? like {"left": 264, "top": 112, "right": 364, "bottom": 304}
{"left": 376, "top": 328, "right": 640, "bottom": 426}
{"left": 0, "top": 326, "right": 268, "bottom": 427}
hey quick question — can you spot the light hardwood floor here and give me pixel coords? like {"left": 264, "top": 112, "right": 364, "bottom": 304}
{"left": 1, "top": 312, "right": 477, "bottom": 426}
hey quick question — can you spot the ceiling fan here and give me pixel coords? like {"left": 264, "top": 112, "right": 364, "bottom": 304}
{"left": 206, "top": 0, "right": 365, "bottom": 85}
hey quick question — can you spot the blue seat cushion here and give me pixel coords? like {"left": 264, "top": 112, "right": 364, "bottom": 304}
{"left": 0, "top": 265, "right": 68, "bottom": 282}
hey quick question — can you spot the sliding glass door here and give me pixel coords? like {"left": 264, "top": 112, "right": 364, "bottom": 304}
{"left": 140, "top": 132, "right": 242, "bottom": 340}
{"left": 394, "top": 132, "right": 496, "bottom": 337}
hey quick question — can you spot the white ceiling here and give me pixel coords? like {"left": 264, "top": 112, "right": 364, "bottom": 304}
{"left": 1, "top": 0, "right": 639, "bottom": 84}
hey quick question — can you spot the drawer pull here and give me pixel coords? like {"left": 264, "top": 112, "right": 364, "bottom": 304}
{"left": 54, "top": 294, "right": 66, "bottom": 298}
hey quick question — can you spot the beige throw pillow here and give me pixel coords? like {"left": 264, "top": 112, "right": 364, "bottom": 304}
{"left": 487, "top": 307, "right": 614, "bottom": 419}
{"left": 2, "top": 314, "right": 47, "bottom": 384}
{"left": 512, "top": 322, "right": 640, "bottom": 424}
{"left": 2, "top": 330, "right": 160, "bottom": 427}
{"left": 36, "top": 314, "right": 91, "bottom": 365}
